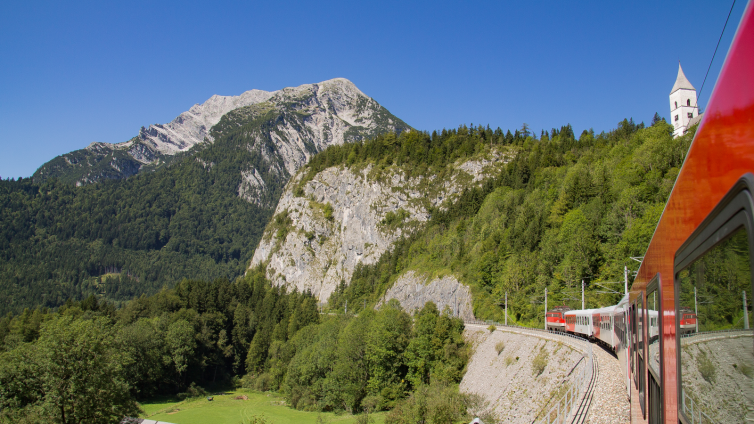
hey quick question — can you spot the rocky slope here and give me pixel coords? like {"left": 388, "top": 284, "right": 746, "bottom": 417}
{"left": 376, "top": 271, "right": 474, "bottom": 320}
{"left": 461, "top": 324, "right": 589, "bottom": 423}
{"left": 33, "top": 78, "right": 409, "bottom": 190}
{"left": 250, "top": 150, "right": 509, "bottom": 302}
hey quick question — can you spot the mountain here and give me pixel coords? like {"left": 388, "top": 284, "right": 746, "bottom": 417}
{"left": 250, "top": 132, "right": 511, "bottom": 302}
{"left": 32, "top": 78, "right": 410, "bottom": 190}
{"left": 251, "top": 120, "right": 696, "bottom": 328}
{"left": 1, "top": 79, "right": 410, "bottom": 315}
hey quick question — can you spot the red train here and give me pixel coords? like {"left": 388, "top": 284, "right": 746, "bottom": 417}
{"left": 547, "top": 2, "right": 754, "bottom": 422}
{"left": 545, "top": 305, "right": 571, "bottom": 331}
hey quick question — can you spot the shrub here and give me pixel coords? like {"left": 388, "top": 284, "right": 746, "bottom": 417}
{"left": 735, "top": 363, "right": 753, "bottom": 378}
{"left": 495, "top": 341, "right": 505, "bottom": 355}
{"left": 240, "top": 416, "right": 270, "bottom": 424}
{"left": 487, "top": 325, "right": 496, "bottom": 333}
{"left": 697, "top": 351, "right": 716, "bottom": 384}
{"left": 178, "top": 382, "right": 208, "bottom": 400}
{"left": 324, "top": 203, "right": 334, "bottom": 221}
{"left": 504, "top": 355, "right": 515, "bottom": 367}
{"left": 532, "top": 348, "right": 549, "bottom": 377}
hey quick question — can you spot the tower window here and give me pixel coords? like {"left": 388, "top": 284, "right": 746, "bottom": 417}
{"left": 687, "top": 99, "right": 691, "bottom": 106}
{"left": 675, "top": 101, "right": 678, "bottom": 109}
{"left": 675, "top": 115, "right": 679, "bottom": 122}
{"left": 688, "top": 112, "right": 693, "bottom": 119}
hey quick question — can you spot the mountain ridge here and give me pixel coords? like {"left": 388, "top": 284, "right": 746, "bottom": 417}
{"left": 32, "top": 78, "right": 408, "bottom": 188}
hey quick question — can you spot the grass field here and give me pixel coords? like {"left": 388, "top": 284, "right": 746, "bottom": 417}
{"left": 140, "top": 390, "right": 387, "bottom": 424}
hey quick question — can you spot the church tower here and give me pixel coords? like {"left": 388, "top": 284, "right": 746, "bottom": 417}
{"left": 669, "top": 62, "right": 699, "bottom": 138}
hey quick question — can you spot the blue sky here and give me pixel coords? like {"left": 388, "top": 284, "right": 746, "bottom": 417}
{"left": 0, "top": 0, "right": 747, "bottom": 179}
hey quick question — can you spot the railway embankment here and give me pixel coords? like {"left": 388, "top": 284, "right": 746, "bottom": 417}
{"left": 461, "top": 324, "right": 590, "bottom": 423}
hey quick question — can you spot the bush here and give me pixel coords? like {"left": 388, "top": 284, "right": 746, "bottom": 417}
{"left": 240, "top": 416, "right": 270, "bottom": 424}
{"left": 698, "top": 351, "right": 716, "bottom": 384}
{"left": 532, "top": 347, "right": 549, "bottom": 377}
{"left": 487, "top": 325, "right": 496, "bottom": 333}
{"left": 495, "top": 341, "right": 505, "bottom": 355}
{"left": 178, "top": 382, "right": 208, "bottom": 400}
{"left": 324, "top": 203, "right": 334, "bottom": 221}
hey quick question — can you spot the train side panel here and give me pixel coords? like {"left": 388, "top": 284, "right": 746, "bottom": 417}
{"left": 630, "top": 3, "right": 754, "bottom": 422}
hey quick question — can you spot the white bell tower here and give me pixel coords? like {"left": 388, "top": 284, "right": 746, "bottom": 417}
{"left": 669, "top": 62, "right": 699, "bottom": 138}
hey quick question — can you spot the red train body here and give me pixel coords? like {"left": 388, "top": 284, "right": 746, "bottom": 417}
{"left": 547, "top": 3, "right": 754, "bottom": 422}
{"left": 545, "top": 306, "right": 571, "bottom": 331}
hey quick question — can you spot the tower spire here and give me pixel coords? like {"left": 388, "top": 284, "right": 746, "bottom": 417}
{"left": 671, "top": 62, "right": 695, "bottom": 94}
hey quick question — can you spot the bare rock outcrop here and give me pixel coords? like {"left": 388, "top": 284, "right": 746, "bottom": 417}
{"left": 377, "top": 271, "right": 474, "bottom": 320}
{"left": 250, "top": 151, "right": 509, "bottom": 302}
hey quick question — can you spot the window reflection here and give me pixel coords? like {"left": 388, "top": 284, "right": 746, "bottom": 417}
{"left": 677, "top": 228, "right": 754, "bottom": 423}
{"left": 648, "top": 289, "right": 660, "bottom": 377}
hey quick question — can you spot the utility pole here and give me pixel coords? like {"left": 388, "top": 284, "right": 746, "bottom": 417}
{"left": 345, "top": 299, "right": 348, "bottom": 315}
{"left": 582, "top": 280, "right": 585, "bottom": 310}
{"left": 544, "top": 287, "right": 548, "bottom": 330}
{"left": 744, "top": 291, "right": 750, "bottom": 330}
{"left": 694, "top": 287, "right": 698, "bottom": 333}
{"left": 505, "top": 292, "right": 508, "bottom": 326}
{"left": 624, "top": 266, "right": 629, "bottom": 295}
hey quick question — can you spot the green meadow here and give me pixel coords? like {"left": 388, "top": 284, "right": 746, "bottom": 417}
{"left": 141, "top": 390, "right": 386, "bottom": 424}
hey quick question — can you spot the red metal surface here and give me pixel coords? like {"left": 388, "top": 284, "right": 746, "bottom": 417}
{"left": 593, "top": 312, "right": 600, "bottom": 339}
{"left": 631, "top": 2, "right": 754, "bottom": 422}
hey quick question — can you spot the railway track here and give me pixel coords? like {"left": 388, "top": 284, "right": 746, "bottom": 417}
{"left": 569, "top": 343, "right": 599, "bottom": 424}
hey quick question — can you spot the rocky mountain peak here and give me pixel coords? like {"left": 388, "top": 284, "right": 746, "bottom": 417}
{"left": 33, "top": 78, "right": 409, "bottom": 189}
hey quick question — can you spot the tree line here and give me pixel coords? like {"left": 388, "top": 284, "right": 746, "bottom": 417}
{"left": 0, "top": 270, "right": 472, "bottom": 423}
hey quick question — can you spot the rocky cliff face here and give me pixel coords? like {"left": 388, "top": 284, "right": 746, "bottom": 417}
{"left": 33, "top": 78, "right": 409, "bottom": 192}
{"left": 376, "top": 271, "right": 475, "bottom": 320}
{"left": 250, "top": 150, "right": 508, "bottom": 302}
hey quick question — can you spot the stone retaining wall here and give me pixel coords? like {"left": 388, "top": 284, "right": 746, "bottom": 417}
{"left": 461, "top": 324, "right": 590, "bottom": 423}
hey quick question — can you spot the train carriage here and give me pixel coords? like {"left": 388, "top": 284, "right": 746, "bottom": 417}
{"left": 545, "top": 306, "right": 571, "bottom": 331}
{"left": 564, "top": 309, "right": 596, "bottom": 337}
{"left": 543, "top": 3, "right": 754, "bottom": 421}
{"left": 626, "top": 3, "right": 754, "bottom": 422}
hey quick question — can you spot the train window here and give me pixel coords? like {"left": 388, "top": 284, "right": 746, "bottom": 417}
{"left": 637, "top": 294, "right": 646, "bottom": 416}
{"left": 677, "top": 228, "right": 753, "bottom": 423}
{"left": 674, "top": 176, "right": 754, "bottom": 424}
{"left": 647, "top": 283, "right": 661, "bottom": 377}
{"left": 647, "top": 276, "right": 662, "bottom": 423}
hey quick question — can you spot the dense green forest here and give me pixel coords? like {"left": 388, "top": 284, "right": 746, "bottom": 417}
{"left": 0, "top": 161, "right": 274, "bottom": 316}
{"left": 326, "top": 118, "right": 694, "bottom": 326}
{"left": 0, "top": 107, "right": 298, "bottom": 316}
{"left": 0, "top": 271, "right": 471, "bottom": 423}
{"left": 1, "top": 92, "right": 411, "bottom": 317}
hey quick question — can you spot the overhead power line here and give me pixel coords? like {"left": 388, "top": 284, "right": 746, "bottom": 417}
{"left": 696, "top": 0, "right": 737, "bottom": 107}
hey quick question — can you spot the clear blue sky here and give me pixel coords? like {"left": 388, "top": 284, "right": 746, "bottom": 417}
{"left": 0, "top": 0, "right": 747, "bottom": 179}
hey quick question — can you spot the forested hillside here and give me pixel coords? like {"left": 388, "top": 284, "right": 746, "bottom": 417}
{"left": 325, "top": 118, "right": 694, "bottom": 326}
{"left": 0, "top": 87, "right": 409, "bottom": 316}
{"left": 0, "top": 140, "right": 274, "bottom": 315}
{"left": 0, "top": 272, "right": 472, "bottom": 423}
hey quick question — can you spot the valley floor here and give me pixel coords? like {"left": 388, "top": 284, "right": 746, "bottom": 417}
{"left": 140, "top": 390, "right": 386, "bottom": 424}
